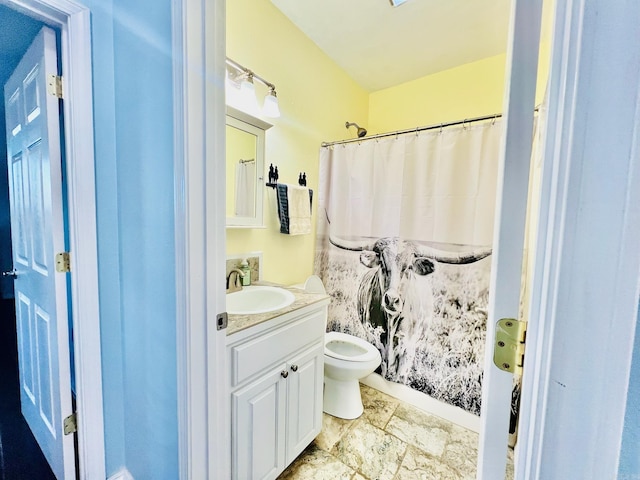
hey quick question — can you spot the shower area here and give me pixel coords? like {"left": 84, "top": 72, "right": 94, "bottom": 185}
{"left": 314, "top": 113, "right": 541, "bottom": 428}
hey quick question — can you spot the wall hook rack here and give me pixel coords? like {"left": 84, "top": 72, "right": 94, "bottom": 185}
{"left": 265, "top": 165, "right": 310, "bottom": 188}
{"left": 298, "top": 172, "right": 307, "bottom": 186}
{"left": 266, "top": 163, "right": 279, "bottom": 188}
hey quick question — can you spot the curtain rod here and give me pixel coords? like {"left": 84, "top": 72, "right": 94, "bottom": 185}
{"left": 320, "top": 107, "right": 540, "bottom": 148}
{"left": 321, "top": 112, "right": 502, "bottom": 147}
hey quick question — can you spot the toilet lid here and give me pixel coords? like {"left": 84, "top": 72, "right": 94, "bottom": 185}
{"left": 303, "top": 275, "right": 326, "bottom": 294}
{"left": 324, "top": 331, "right": 380, "bottom": 363}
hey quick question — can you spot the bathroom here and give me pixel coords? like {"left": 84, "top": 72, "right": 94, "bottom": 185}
{"left": 225, "top": 0, "right": 552, "bottom": 478}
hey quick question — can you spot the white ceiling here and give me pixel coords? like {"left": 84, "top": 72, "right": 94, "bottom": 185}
{"left": 271, "top": 0, "right": 513, "bottom": 92}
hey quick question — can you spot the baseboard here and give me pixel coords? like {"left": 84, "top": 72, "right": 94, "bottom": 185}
{"left": 361, "top": 372, "right": 481, "bottom": 433}
{"left": 107, "top": 467, "right": 134, "bottom": 480}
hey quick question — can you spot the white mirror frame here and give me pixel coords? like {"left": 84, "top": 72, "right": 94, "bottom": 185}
{"left": 225, "top": 106, "right": 272, "bottom": 228}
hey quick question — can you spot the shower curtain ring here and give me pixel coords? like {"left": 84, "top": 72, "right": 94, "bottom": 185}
{"left": 439, "top": 123, "right": 443, "bottom": 134}
{"left": 492, "top": 115, "right": 497, "bottom": 125}
{"left": 415, "top": 127, "right": 419, "bottom": 137}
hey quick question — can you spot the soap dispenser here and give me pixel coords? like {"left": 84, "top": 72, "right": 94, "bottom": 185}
{"left": 240, "top": 259, "right": 251, "bottom": 286}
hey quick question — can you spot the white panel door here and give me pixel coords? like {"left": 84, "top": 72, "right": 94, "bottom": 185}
{"left": 3, "top": 26, "right": 75, "bottom": 480}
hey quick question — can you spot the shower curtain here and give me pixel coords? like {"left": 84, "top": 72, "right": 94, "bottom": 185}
{"left": 315, "top": 121, "right": 502, "bottom": 415}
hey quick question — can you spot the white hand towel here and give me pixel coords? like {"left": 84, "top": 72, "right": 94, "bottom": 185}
{"left": 276, "top": 184, "right": 313, "bottom": 235}
{"left": 288, "top": 185, "right": 312, "bottom": 235}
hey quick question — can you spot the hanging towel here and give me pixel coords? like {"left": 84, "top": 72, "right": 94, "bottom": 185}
{"left": 276, "top": 183, "right": 313, "bottom": 235}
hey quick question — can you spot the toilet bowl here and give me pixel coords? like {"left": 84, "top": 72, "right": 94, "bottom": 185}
{"left": 323, "top": 331, "right": 382, "bottom": 419}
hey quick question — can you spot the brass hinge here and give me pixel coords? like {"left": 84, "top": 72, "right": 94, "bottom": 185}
{"left": 493, "top": 318, "right": 527, "bottom": 375}
{"left": 47, "top": 74, "right": 63, "bottom": 98}
{"left": 55, "top": 252, "right": 71, "bottom": 273}
{"left": 63, "top": 412, "right": 77, "bottom": 435}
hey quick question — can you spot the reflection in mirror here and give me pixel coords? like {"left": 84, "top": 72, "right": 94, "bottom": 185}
{"left": 227, "top": 124, "right": 257, "bottom": 217}
{"left": 226, "top": 107, "right": 272, "bottom": 228}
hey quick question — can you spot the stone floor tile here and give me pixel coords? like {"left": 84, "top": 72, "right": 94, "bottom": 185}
{"left": 385, "top": 412, "right": 449, "bottom": 457}
{"left": 441, "top": 438, "right": 478, "bottom": 478}
{"left": 360, "top": 384, "right": 400, "bottom": 429}
{"left": 277, "top": 443, "right": 354, "bottom": 480}
{"left": 395, "top": 446, "right": 467, "bottom": 480}
{"left": 315, "top": 413, "right": 355, "bottom": 452}
{"left": 505, "top": 446, "right": 514, "bottom": 480}
{"left": 392, "top": 404, "right": 454, "bottom": 432}
{"left": 447, "top": 423, "right": 479, "bottom": 447}
{"left": 333, "top": 420, "right": 407, "bottom": 480}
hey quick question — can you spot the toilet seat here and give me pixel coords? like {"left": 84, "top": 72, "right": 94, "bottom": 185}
{"left": 324, "top": 331, "right": 380, "bottom": 363}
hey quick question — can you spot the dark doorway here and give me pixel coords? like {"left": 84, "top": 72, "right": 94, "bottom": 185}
{"left": 0, "top": 299, "right": 55, "bottom": 479}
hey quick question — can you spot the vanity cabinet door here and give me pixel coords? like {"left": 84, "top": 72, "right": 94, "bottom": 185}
{"left": 232, "top": 366, "right": 287, "bottom": 480}
{"left": 285, "top": 344, "right": 324, "bottom": 465}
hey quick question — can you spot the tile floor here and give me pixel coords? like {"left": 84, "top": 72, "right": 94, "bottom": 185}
{"left": 278, "top": 384, "right": 514, "bottom": 480}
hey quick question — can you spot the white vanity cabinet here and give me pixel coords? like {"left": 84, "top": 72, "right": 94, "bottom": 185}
{"left": 227, "top": 303, "right": 327, "bottom": 480}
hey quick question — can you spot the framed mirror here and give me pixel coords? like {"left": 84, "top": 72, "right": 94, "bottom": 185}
{"left": 226, "top": 106, "right": 272, "bottom": 227}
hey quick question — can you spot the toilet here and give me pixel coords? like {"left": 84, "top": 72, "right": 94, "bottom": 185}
{"left": 295, "top": 275, "right": 382, "bottom": 420}
{"left": 323, "top": 331, "right": 381, "bottom": 419}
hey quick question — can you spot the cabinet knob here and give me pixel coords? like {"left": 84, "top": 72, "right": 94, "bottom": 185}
{"left": 280, "top": 370, "right": 289, "bottom": 379}
{"left": 290, "top": 365, "right": 298, "bottom": 372}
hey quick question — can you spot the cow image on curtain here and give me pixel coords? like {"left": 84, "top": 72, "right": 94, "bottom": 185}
{"left": 315, "top": 122, "right": 502, "bottom": 415}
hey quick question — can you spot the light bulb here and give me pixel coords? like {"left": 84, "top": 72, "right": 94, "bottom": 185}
{"left": 239, "top": 75, "right": 260, "bottom": 114}
{"left": 263, "top": 89, "right": 280, "bottom": 118}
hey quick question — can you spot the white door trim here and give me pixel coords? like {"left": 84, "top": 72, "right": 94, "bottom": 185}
{"left": 2, "top": 0, "right": 105, "bottom": 478}
{"left": 173, "top": 0, "right": 229, "bottom": 478}
{"left": 516, "top": 1, "right": 640, "bottom": 478}
{"left": 184, "top": 0, "right": 640, "bottom": 479}
{"left": 476, "top": 0, "right": 543, "bottom": 477}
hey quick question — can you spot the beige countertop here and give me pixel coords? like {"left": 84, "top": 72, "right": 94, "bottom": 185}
{"left": 226, "top": 283, "right": 329, "bottom": 335}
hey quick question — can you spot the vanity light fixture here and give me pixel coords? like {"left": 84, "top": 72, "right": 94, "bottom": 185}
{"left": 239, "top": 74, "right": 260, "bottom": 113}
{"left": 226, "top": 57, "right": 281, "bottom": 118}
{"left": 389, "top": 0, "right": 410, "bottom": 6}
{"left": 263, "top": 87, "right": 280, "bottom": 118}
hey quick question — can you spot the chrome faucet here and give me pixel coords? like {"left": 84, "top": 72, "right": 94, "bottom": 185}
{"left": 226, "top": 268, "right": 245, "bottom": 293}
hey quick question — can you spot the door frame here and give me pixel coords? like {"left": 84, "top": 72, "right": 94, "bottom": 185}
{"left": 477, "top": 0, "right": 543, "bottom": 477}
{"left": 515, "top": 0, "right": 640, "bottom": 478}
{"left": 173, "top": 0, "right": 230, "bottom": 478}
{"left": 2, "top": 0, "right": 105, "bottom": 478}
{"left": 178, "top": 1, "right": 640, "bottom": 479}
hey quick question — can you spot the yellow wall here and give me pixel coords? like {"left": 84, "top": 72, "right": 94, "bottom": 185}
{"left": 227, "top": 0, "right": 552, "bottom": 286}
{"left": 226, "top": 0, "right": 369, "bottom": 285}
{"left": 369, "top": 42, "right": 551, "bottom": 134}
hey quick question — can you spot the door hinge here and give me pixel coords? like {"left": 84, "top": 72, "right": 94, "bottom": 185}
{"left": 63, "top": 412, "right": 77, "bottom": 435}
{"left": 47, "top": 74, "right": 63, "bottom": 98}
{"left": 493, "top": 318, "right": 527, "bottom": 375}
{"left": 55, "top": 252, "right": 71, "bottom": 273}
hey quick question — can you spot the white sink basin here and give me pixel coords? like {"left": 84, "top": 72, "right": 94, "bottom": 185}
{"left": 226, "top": 285, "right": 296, "bottom": 315}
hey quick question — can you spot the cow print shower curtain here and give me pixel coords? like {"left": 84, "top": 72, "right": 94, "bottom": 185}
{"left": 315, "top": 121, "right": 503, "bottom": 415}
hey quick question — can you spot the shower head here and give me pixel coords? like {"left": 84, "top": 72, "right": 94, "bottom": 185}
{"left": 346, "top": 121, "right": 367, "bottom": 138}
